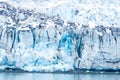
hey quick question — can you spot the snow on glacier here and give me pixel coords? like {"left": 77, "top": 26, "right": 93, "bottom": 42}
{"left": 0, "top": 0, "right": 119, "bottom": 72}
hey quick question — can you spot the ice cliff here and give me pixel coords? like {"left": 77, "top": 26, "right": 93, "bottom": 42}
{"left": 0, "top": 0, "right": 120, "bottom": 72}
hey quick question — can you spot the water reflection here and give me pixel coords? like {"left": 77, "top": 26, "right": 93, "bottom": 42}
{"left": 0, "top": 72, "right": 120, "bottom": 80}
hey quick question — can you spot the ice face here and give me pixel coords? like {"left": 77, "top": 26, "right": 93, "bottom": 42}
{"left": 0, "top": 1, "right": 120, "bottom": 72}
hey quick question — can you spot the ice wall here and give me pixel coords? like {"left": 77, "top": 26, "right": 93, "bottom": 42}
{"left": 0, "top": 0, "right": 120, "bottom": 72}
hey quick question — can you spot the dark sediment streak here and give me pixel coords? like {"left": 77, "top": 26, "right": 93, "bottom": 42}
{"left": 0, "top": 68, "right": 120, "bottom": 74}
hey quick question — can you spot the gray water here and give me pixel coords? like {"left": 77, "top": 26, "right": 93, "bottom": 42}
{"left": 0, "top": 72, "right": 120, "bottom": 80}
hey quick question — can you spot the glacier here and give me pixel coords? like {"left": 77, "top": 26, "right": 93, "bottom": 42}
{"left": 0, "top": 0, "right": 120, "bottom": 72}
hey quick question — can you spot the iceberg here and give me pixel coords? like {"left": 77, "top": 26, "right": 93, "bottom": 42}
{"left": 0, "top": 0, "right": 120, "bottom": 72}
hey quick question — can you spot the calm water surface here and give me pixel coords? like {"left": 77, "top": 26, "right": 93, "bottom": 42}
{"left": 0, "top": 72, "right": 120, "bottom": 80}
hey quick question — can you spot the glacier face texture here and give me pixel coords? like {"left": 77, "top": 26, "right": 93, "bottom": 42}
{"left": 0, "top": 0, "right": 120, "bottom": 72}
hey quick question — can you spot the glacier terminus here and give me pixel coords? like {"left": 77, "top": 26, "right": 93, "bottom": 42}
{"left": 0, "top": 0, "right": 120, "bottom": 72}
